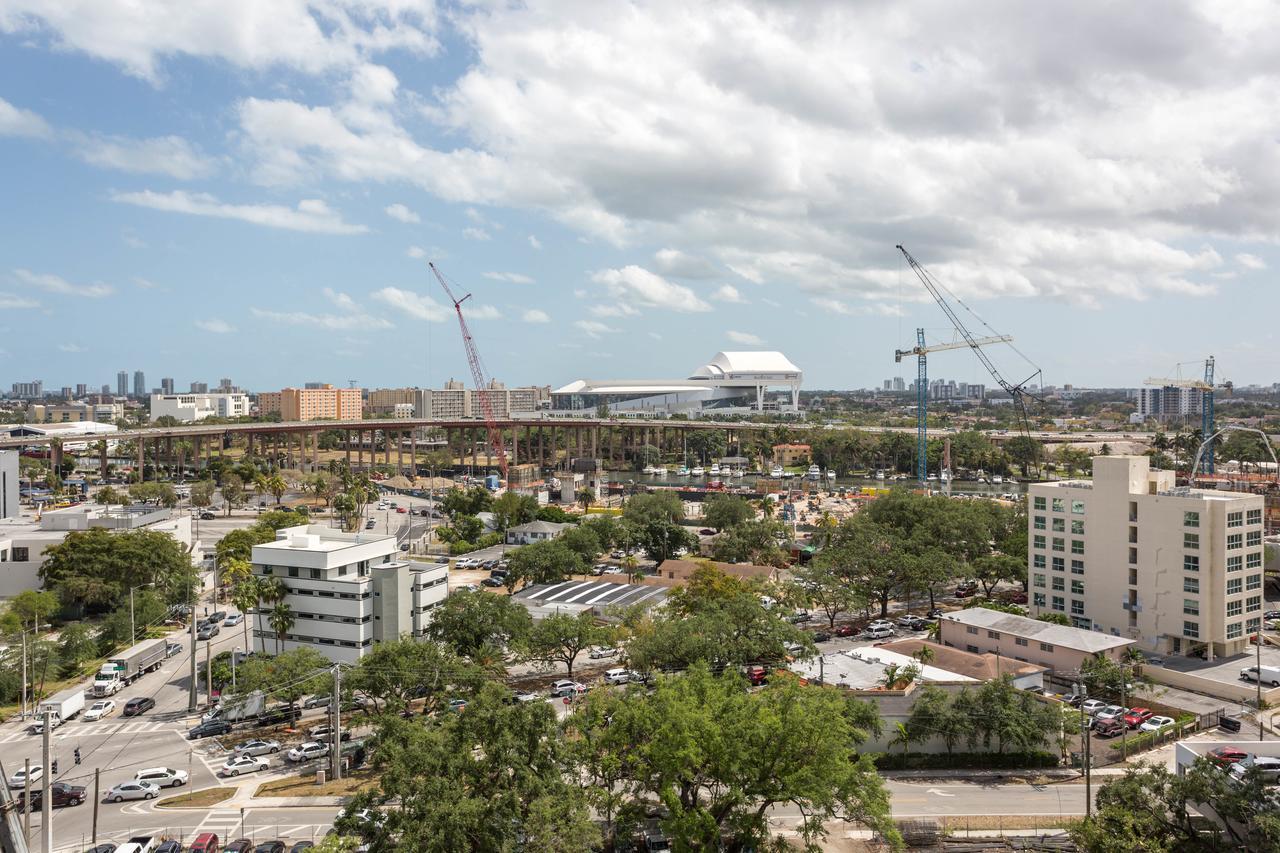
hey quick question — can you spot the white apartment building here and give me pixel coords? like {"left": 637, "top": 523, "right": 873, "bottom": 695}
{"left": 150, "top": 392, "right": 251, "bottom": 423}
{"left": 1028, "top": 456, "right": 1265, "bottom": 660}
{"left": 0, "top": 450, "right": 17, "bottom": 521}
{"left": 251, "top": 525, "right": 449, "bottom": 663}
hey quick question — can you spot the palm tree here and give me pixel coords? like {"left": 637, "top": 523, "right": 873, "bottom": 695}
{"left": 912, "top": 645, "right": 936, "bottom": 667}
{"left": 268, "top": 602, "right": 295, "bottom": 655}
{"left": 622, "top": 554, "right": 641, "bottom": 584}
{"left": 264, "top": 474, "right": 288, "bottom": 506}
{"left": 576, "top": 487, "right": 594, "bottom": 512}
{"left": 889, "top": 721, "right": 913, "bottom": 765}
{"left": 255, "top": 577, "right": 287, "bottom": 654}
{"left": 230, "top": 576, "right": 259, "bottom": 653}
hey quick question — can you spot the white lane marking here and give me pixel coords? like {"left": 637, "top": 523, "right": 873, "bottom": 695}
{"left": 925, "top": 788, "right": 956, "bottom": 797}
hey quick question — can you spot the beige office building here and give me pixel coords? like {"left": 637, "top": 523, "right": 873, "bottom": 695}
{"left": 278, "top": 385, "right": 363, "bottom": 422}
{"left": 1028, "top": 456, "right": 1264, "bottom": 660}
{"left": 367, "top": 381, "right": 550, "bottom": 420}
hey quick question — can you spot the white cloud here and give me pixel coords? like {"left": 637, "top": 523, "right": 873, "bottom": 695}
{"left": 0, "top": 0, "right": 441, "bottom": 83}
{"left": 588, "top": 303, "right": 639, "bottom": 318}
{"left": 370, "top": 287, "right": 448, "bottom": 322}
{"left": 712, "top": 284, "right": 746, "bottom": 304}
{"left": 384, "top": 203, "right": 420, "bottom": 224}
{"left": 253, "top": 287, "right": 391, "bottom": 330}
{"left": 0, "top": 97, "right": 51, "bottom": 138}
{"left": 462, "top": 227, "right": 491, "bottom": 241}
{"left": 574, "top": 319, "right": 619, "bottom": 339}
{"left": 727, "top": 330, "right": 764, "bottom": 345}
{"left": 196, "top": 318, "right": 235, "bottom": 334}
{"left": 467, "top": 304, "right": 501, "bottom": 320}
{"left": 13, "top": 268, "right": 113, "bottom": 298}
{"left": 811, "top": 296, "right": 903, "bottom": 317}
{"left": 528, "top": 235, "right": 542, "bottom": 250}
{"left": 483, "top": 271, "right": 534, "bottom": 284}
{"left": 112, "top": 190, "right": 367, "bottom": 235}
{"left": 521, "top": 308, "right": 550, "bottom": 323}
{"left": 0, "top": 293, "right": 39, "bottom": 309}
{"left": 653, "top": 248, "right": 719, "bottom": 279}
{"left": 57, "top": 343, "right": 84, "bottom": 352}
{"left": 132, "top": 276, "right": 158, "bottom": 289}
{"left": 591, "top": 265, "right": 711, "bottom": 313}
{"left": 77, "top": 134, "right": 214, "bottom": 179}
{"left": 406, "top": 246, "right": 426, "bottom": 259}
{"left": 1237, "top": 253, "right": 1267, "bottom": 270}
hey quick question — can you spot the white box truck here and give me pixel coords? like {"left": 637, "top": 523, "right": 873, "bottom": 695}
{"left": 94, "top": 639, "right": 167, "bottom": 697}
{"left": 1240, "top": 665, "right": 1280, "bottom": 687}
{"left": 33, "top": 687, "right": 86, "bottom": 731}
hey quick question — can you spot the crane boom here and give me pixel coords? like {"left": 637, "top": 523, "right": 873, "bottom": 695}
{"left": 429, "top": 262, "right": 508, "bottom": 481}
{"left": 896, "top": 335, "right": 1012, "bottom": 361}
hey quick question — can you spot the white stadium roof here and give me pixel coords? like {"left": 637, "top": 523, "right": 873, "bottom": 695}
{"left": 689, "top": 351, "right": 801, "bottom": 379}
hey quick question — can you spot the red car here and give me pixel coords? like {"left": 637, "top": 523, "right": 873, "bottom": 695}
{"left": 745, "top": 666, "right": 767, "bottom": 686}
{"left": 1123, "top": 708, "right": 1153, "bottom": 728}
{"left": 1094, "top": 718, "right": 1126, "bottom": 738}
{"left": 396, "top": 507, "right": 408, "bottom": 514}
{"left": 1207, "top": 746, "right": 1250, "bottom": 767}
{"left": 834, "top": 624, "right": 858, "bottom": 637}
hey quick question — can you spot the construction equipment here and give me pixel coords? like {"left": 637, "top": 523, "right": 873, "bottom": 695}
{"left": 895, "top": 331, "right": 1012, "bottom": 484}
{"left": 896, "top": 245, "right": 1044, "bottom": 477}
{"left": 429, "top": 262, "right": 508, "bottom": 482}
{"left": 1189, "top": 425, "right": 1276, "bottom": 487}
{"left": 1143, "top": 357, "right": 1232, "bottom": 473}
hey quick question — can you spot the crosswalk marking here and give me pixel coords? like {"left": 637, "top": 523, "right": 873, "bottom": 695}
{"left": 0, "top": 720, "right": 186, "bottom": 744}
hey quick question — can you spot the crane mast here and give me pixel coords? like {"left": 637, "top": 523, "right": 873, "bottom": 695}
{"left": 429, "top": 262, "right": 508, "bottom": 481}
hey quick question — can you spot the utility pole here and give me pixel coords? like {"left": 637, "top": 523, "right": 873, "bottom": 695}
{"left": 331, "top": 666, "right": 343, "bottom": 781}
{"left": 188, "top": 603, "right": 199, "bottom": 712}
{"left": 23, "top": 758, "right": 30, "bottom": 841}
{"left": 206, "top": 641, "right": 213, "bottom": 707}
{"left": 1259, "top": 630, "right": 1265, "bottom": 740}
{"left": 20, "top": 631, "right": 26, "bottom": 721}
{"left": 1083, "top": 706, "right": 1092, "bottom": 818}
{"left": 92, "top": 768, "right": 100, "bottom": 846}
{"left": 41, "top": 710, "right": 52, "bottom": 853}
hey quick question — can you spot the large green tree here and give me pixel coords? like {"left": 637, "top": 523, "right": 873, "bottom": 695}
{"left": 710, "top": 518, "right": 788, "bottom": 566}
{"left": 40, "top": 527, "right": 197, "bottom": 615}
{"left": 347, "top": 639, "right": 483, "bottom": 715}
{"left": 702, "top": 494, "right": 754, "bottom": 532}
{"left": 523, "top": 610, "right": 611, "bottom": 677}
{"left": 489, "top": 491, "right": 538, "bottom": 532}
{"left": 422, "top": 590, "right": 533, "bottom": 665}
{"left": 504, "top": 540, "right": 584, "bottom": 593}
{"left": 230, "top": 647, "right": 332, "bottom": 708}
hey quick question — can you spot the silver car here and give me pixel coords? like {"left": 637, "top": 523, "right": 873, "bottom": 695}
{"left": 106, "top": 781, "right": 159, "bottom": 802}
{"left": 234, "top": 739, "right": 282, "bottom": 757}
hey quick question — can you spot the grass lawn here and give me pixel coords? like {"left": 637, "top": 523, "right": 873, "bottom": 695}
{"left": 255, "top": 769, "right": 377, "bottom": 798}
{"left": 156, "top": 787, "right": 236, "bottom": 809}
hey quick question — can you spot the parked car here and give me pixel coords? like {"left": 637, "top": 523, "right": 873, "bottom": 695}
{"left": 254, "top": 842, "right": 285, "bottom": 853}
{"left": 604, "top": 668, "right": 633, "bottom": 685}
{"left": 303, "top": 694, "right": 332, "bottom": 709}
{"left": 220, "top": 755, "right": 269, "bottom": 777}
{"left": 1140, "top": 715, "right": 1176, "bottom": 733}
{"left": 224, "top": 614, "right": 244, "bottom": 627}
{"left": 188, "top": 719, "right": 233, "bottom": 739}
{"left": 895, "top": 615, "right": 927, "bottom": 630}
{"left": 188, "top": 832, "right": 220, "bottom": 853}
{"left": 166, "top": 641, "right": 183, "bottom": 658}
{"left": 867, "top": 619, "right": 895, "bottom": 632}
{"left": 257, "top": 705, "right": 302, "bottom": 727}
{"left": 8, "top": 765, "right": 42, "bottom": 789}
{"left": 197, "top": 623, "right": 221, "bottom": 641}
{"left": 863, "top": 626, "right": 894, "bottom": 640}
{"left": 1123, "top": 708, "right": 1154, "bottom": 728}
{"left": 549, "top": 680, "right": 587, "bottom": 698}
{"left": 16, "top": 781, "right": 86, "bottom": 811}
{"left": 513, "top": 691, "right": 541, "bottom": 703}
{"left": 1093, "top": 705, "right": 1126, "bottom": 725}
{"left": 954, "top": 581, "right": 978, "bottom": 597}
{"left": 286, "top": 742, "right": 330, "bottom": 763}
{"left": 365, "top": 519, "right": 377, "bottom": 529}
{"left": 225, "top": 840, "right": 254, "bottom": 853}
{"left": 1240, "top": 665, "right": 1280, "bottom": 687}
{"left": 306, "top": 724, "right": 352, "bottom": 742}
{"left": 106, "top": 781, "right": 159, "bottom": 802}
{"left": 589, "top": 646, "right": 618, "bottom": 660}
{"left": 84, "top": 700, "right": 117, "bottom": 721}
{"left": 289, "top": 843, "right": 315, "bottom": 853}
{"left": 155, "top": 841, "right": 183, "bottom": 853}
{"left": 134, "top": 767, "right": 188, "bottom": 788}
{"left": 123, "top": 696, "right": 156, "bottom": 716}
{"left": 1080, "top": 699, "right": 1107, "bottom": 716}
{"left": 926, "top": 608, "right": 944, "bottom": 619}
{"left": 1093, "top": 718, "right": 1126, "bottom": 738}
{"left": 199, "top": 511, "right": 217, "bottom": 520}
{"left": 788, "top": 611, "right": 812, "bottom": 624}
{"left": 834, "top": 624, "right": 857, "bottom": 637}
{"left": 745, "top": 665, "right": 768, "bottom": 686}
{"left": 811, "top": 630, "right": 832, "bottom": 642}
{"left": 1004, "top": 590, "right": 1028, "bottom": 604}
{"left": 480, "top": 577, "right": 505, "bottom": 588}
{"left": 1231, "top": 755, "right": 1280, "bottom": 784}
{"left": 1207, "top": 745, "right": 1251, "bottom": 767}
{"left": 234, "top": 739, "right": 281, "bottom": 757}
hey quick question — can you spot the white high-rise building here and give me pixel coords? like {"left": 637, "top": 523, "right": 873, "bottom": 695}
{"left": 250, "top": 525, "right": 449, "bottom": 663}
{"left": 1028, "top": 456, "right": 1264, "bottom": 660}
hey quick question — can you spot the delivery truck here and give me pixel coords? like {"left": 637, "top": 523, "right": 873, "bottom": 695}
{"left": 94, "top": 639, "right": 167, "bottom": 697}
{"left": 33, "top": 687, "right": 86, "bottom": 731}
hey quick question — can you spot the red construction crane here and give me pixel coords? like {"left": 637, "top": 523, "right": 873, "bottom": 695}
{"left": 429, "top": 262, "right": 508, "bottom": 481}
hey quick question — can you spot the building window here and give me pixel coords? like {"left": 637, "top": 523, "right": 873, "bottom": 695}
{"left": 1033, "top": 573, "right": 1045, "bottom": 588}
{"left": 966, "top": 645, "right": 979, "bottom": 654}
{"left": 1052, "top": 517, "right": 1065, "bottom": 533}
{"left": 338, "top": 565, "right": 348, "bottom": 576}
{"left": 1052, "top": 498, "right": 1064, "bottom": 513}
{"left": 1228, "top": 600, "right": 1243, "bottom": 617}
{"left": 1033, "top": 593, "right": 1046, "bottom": 607}
{"left": 1184, "top": 621, "right": 1199, "bottom": 639}
{"left": 1034, "top": 496, "right": 1046, "bottom": 511}
{"left": 1072, "top": 500, "right": 1085, "bottom": 515}
{"left": 1247, "top": 596, "right": 1262, "bottom": 612}
{"left": 1227, "top": 577, "right": 1242, "bottom": 595}
{"left": 288, "top": 567, "right": 298, "bottom": 578}
{"left": 1184, "top": 533, "right": 1199, "bottom": 550}
{"left": 1071, "top": 580, "right": 1084, "bottom": 595}
{"left": 1248, "top": 617, "right": 1262, "bottom": 633}
{"left": 1184, "top": 555, "right": 1199, "bottom": 572}
{"left": 1015, "top": 637, "right": 1028, "bottom": 647}
{"left": 966, "top": 626, "right": 979, "bottom": 635}
{"left": 1039, "top": 642, "right": 1055, "bottom": 652}
{"left": 1247, "top": 574, "right": 1262, "bottom": 591}
{"left": 1227, "top": 622, "right": 1243, "bottom": 640}
{"left": 1184, "top": 511, "right": 1200, "bottom": 528}
{"left": 1071, "top": 520, "right": 1084, "bottom": 535}
{"left": 1033, "top": 535, "right": 1046, "bottom": 550}
{"left": 1183, "top": 599, "right": 1199, "bottom": 616}
{"left": 1052, "top": 577, "right": 1064, "bottom": 591}
{"left": 1248, "top": 530, "right": 1262, "bottom": 547}
{"left": 12, "top": 547, "right": 28, "bottom": 561}
{"left": 1184, "top": 577, "right": 1199, "bottom": 594}
{"left": 1248, "top": 551, "right": 1262, "bottom": 569}
{"left": 1228, "top": 555, "right": 1242, "bottom": 572}
{"left": 1052, "top": 596, "right": 1065, "bottom": 612}
{"left": 1071, "top": 560, "right": 1085, "bottom": 575}
{"left": 1052, "top": 557, "right": 1065, "bottom": 572}
{"left": 309, "top": 569, "right": 321, "bottom": 579}
{"left": 1033, "top": 554, "right": 1046, "bottom": 570}
{"left": 1052, "top": 538, "right": 1065, "bottom": 552}
{"left": 1071, "top": 540, "right": 1084, "bottom": 555}
{"left": 1228, "top": 511, "right": 1243, "bottom": 528}
{"left": 1071, "top": 599, "right": 1085, "bottom": 615}
{"left": 987, "top": 630, "right": 1001, "bottom": 639}
{"left": 1227, "top": 533, "right": 1242, "bottom": 550}
{"left": 1248, "top": 508, "right": 1262, "bottom": 525}
{"left": 1034, "top": 515, "right": 1046, "bottom": 530}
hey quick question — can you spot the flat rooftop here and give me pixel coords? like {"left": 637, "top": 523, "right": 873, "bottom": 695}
{"left": 940, "top": 607, "right": 1136, "bottom": 654}
{"left": 256, "top": 524, "right": 396, "bottom": 554}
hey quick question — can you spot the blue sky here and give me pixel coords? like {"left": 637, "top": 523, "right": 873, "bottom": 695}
{"left": 2, "top": 1, "right": 1279, "bottom": 394}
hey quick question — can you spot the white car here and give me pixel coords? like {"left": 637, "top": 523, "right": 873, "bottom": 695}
{"left": 1139, "top": 715, "right": 1176, "bottom": 733}
{"left": 7, "top": 765, "right": 42, "bottom": 789}
{"left": 83, "top": 700, "right": 117, "bottom": 722}
{"left": 134, "top": 767, "right": 188, "bottom": 788}
{"left": 28, "top": 716, "right": 61, "bottom": 734}
{"left": 589, "top": 647, "right": 618, "bottom": 660}
{"left": 1080, "top": 699, "right": 1107, "bottom": 716}
{"left": 287, "top": 741, "right": 330, "bottom": 762}
{"left": 513, "top": 691, "right": 541, "bottom": 703}
{"left": 549, "top": 680, "right": 587, "bottom": 698}
{"left": 106, "top": 780, "right": 159, "bottom": 802}
{"left": 1094, "top": 705, "right": 1126, "bottom": 724}
{"left": 234, "top": 739, "right": 282, "bottom": 757}
{"left": 604, "top": 668, "right": 633, "bottom": 685}
{"left": 863, "top": 626, "right": 894, "bottom": 640}
{"left": 220, "top": 755, "right": 269, "bottom": 777}
{"left": 224, "top": 613, "right": 244, "bottom": 626}
{"left": 867, "top": 620, "right": 895, "bottom": 632}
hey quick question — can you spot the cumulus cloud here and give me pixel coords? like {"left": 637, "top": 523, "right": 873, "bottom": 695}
{"left": 195, "top": 318, "right": 235, "bottom": 333}
{"left": 77, "top": 134, "right": 214, "bottom": 179}
{"left": 574, "top": 319, "right": 618, "bottom": 339}
{"left": 0, "top": 97, "right": 52, "bottom": 138}
{"left": 588, "top": 303, "right": 639, "bottom": 318}
{"left": 0, "top": 293, "right": 40, "bottom": 309}
{"left": 653, "top": 248, "right": 719, "bottom": 279}
{"left": 592, "top": 265, "right": 711, "bottom": 313}
{"left": 462, "top": 227, "right": 490, "bottom": 241}
{"left": 483, "top": 271, "right": 534, "bottom": 284}
{"left": 712, "top": 284, "right": 746, "bottom": 304}
{"left": 727, "top": 330, "right": 764, "bottom": 345}
{"left": 1237, "top": 253, "right": 1267, "bottom": 270}
{"left": 370, "top": 286, "right": 448, "bottom": 322}
{"left": 252, "top": 287, "right": 391, "bottom": 329}
{"left": 13, "top": 268, "right": 113, "bottom": 297}
{"left": 384, "top": 203, "right": 420, "bottom": 224}
{"left": 406, "top": 246, "right": 427, "bottom": 259}
{"left": 521, "top": 308, "right": 550, "bottom": 323}
{"left": 112, "top": 190, "right": 367, "bottom": 235}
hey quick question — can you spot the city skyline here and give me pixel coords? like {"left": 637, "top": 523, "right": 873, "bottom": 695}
{"left": 3, "top": 3, "right": 1280, "bottom": 391}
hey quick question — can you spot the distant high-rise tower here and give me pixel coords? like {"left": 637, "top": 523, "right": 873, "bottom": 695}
{"left": 133, "top": 370, "right": 145, "bottom": 397}
{"left": 75, "top": 383, "right": 87, "bottom": 398}
{"left": 101, "top": 384, "right": 110, "bottom": 396}
{"left": 190, "top": 381, "right": 208, "bottom": 394}
{"left": 218, "top": 378, "right": 233, "bottom": 392}
{"left": 161, "top": 377, "right": 175, "bottom": 395}
{"left": 117, "top": 371, "right": 128, "bottom": 396}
